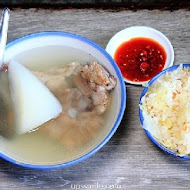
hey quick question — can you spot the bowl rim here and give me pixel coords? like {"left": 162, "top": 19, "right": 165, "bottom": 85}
{"left": 106, "top": 25, "right": 175, "bottom": 85}
{"left": 139, "top": 63, "right": 190, "bottom": 159}
{"left": 1, "top": 31, "right": 127, "bottom": 169}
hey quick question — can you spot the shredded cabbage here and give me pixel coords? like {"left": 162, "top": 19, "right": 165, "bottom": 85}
{"left": 140, "top": 65, "right": 190, "bottom": 156}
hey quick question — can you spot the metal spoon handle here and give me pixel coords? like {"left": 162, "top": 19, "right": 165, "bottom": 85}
{"left": 0, "top": 8, "right": 10, "bottom": 68}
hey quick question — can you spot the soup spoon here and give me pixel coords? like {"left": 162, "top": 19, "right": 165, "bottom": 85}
{"left": 0, "top": 8, "right": 10, "bottom": 68}
{"left": 0, "top": 8, "right": 12, "bottom": 137}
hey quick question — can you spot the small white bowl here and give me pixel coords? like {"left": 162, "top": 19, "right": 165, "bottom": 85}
{"left": 106, "top": 26, "right": 174, "bottom": 85}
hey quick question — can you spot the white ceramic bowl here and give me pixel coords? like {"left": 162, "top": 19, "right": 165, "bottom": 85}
{"left": 0, "top": 31, "right": 126, "bottom": 169}
{"left": 139, "top": 64, "right": 190, "bottom": 159}
{"left": 106, "top": 26, "right": 174, "bottom": 85}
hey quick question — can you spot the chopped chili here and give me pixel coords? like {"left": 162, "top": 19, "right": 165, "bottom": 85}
{"left": 114, "top": 37, "right": 167, "bottom": 82}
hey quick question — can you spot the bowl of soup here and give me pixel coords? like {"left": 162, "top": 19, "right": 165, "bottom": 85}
{"left": 0, "top": 31, "right": 126, "bottom": 169}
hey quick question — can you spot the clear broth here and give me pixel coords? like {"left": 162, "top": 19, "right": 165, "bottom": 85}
{"left": 0, "top": 45, "right": 119, "bottom": 165}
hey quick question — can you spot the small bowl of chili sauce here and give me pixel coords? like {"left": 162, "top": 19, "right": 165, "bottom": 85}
{"left": 106, "top": 26, "right": 174, "bottom": 85}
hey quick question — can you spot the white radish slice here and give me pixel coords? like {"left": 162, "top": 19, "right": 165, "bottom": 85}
{"left": 8, "top": 61, "right": 62, "bottom": 135}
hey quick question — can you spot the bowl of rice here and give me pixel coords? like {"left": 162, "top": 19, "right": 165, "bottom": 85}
{"left": 139, "top": 64, "right": 190, "bottom": 158}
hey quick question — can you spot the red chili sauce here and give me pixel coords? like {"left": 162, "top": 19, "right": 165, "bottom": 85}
{"left": 114, "top": 37, "right": 167, "bottom": 82}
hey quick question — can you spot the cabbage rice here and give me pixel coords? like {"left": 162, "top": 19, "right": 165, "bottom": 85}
{"left": 140, "top": 65, "right": 190, "bottom": 156}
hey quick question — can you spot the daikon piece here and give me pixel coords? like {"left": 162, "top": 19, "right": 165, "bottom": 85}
{"left": 8, "top": 61, "right": 62, "bottom": 135}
